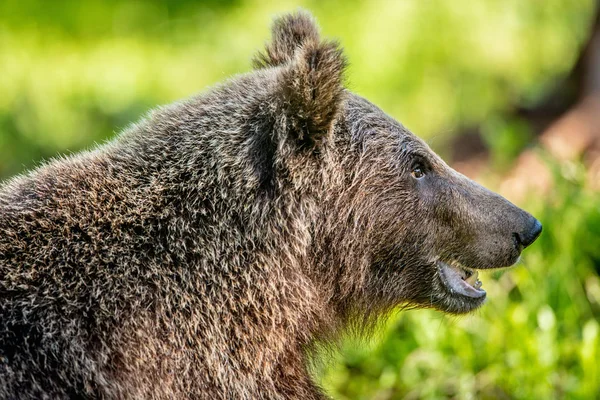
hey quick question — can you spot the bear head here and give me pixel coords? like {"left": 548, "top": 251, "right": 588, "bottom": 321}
{"left": 250, "top": 11, "right": 541, "bottom": 319}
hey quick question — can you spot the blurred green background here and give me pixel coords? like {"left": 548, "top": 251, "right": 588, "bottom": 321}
{"left": 1, "top": 0, "right": 599, "bottom": 399}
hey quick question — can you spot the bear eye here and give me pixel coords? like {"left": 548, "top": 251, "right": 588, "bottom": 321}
{"left": 411, "top": 167, "right": 425, "bottom": 179}
{"left": 411, "top": 164, "right": 426, "bottom": 179}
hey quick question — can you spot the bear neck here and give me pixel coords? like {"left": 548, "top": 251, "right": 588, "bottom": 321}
{"left": 107, "top": 95, "right": 341, "bottom": 391}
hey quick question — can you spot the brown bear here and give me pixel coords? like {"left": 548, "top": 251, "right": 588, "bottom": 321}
{"left": 0, "top": 10, "right": 541, "bottom": 400}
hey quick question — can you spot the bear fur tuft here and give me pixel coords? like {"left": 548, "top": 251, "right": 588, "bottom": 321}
{"left": 253, "top": 10, "right": 321, "bottom": 69}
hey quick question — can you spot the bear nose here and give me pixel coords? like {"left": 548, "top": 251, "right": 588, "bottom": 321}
{"left": 516, "top": 218, "right": 542, "bottom": 248}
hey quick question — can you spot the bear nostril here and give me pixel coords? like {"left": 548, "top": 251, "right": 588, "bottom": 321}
{"left": 516, "top": 218, "right": 542, "bottom": 248}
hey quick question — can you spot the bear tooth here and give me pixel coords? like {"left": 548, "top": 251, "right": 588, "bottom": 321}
{"left": 464, "top": 270, "right": 479, "bottom": 286}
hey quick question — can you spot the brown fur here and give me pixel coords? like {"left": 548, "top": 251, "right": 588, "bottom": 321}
{"left": 0, "top": 10, "right": 540, "bottom": 399}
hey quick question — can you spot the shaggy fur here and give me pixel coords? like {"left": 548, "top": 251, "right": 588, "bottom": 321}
{"left": 0, "top": 11, "right": 540, "bottom": 399}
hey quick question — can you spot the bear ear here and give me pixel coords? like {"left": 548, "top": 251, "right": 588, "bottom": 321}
{"left": 256, "top": 11, "right": 347, "bottom": 148}
{"left": 277, "top": 39, "right": 347, "bottom": 147}
{"left": 253, "top": 10, "right": 321, "bottom": 69}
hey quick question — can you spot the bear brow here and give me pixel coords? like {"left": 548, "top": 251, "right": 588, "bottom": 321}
{"left": 398, "top": 142, "right": 429, "bottom": 159}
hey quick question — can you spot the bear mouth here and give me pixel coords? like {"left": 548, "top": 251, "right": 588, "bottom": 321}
{"left": 437, "top": 260, "right": 486, "bottom": 299}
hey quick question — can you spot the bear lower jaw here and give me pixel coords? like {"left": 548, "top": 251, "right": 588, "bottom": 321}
{"left": 437, "top": 260, "right": 486, "bottom": 299}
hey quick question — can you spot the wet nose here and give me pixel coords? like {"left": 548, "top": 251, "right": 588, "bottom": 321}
{"left": 516, "top": 218, "right": 542, "bottom": 248}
